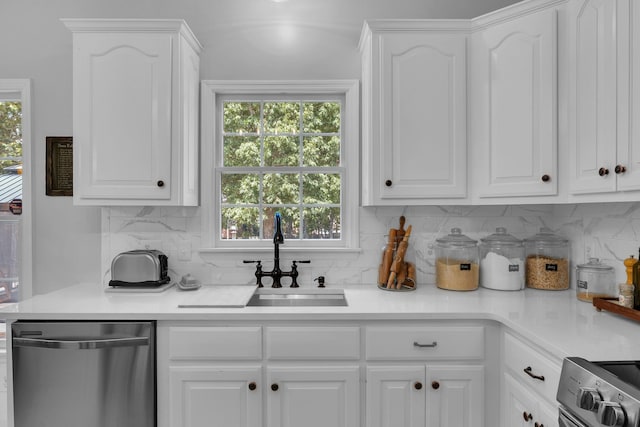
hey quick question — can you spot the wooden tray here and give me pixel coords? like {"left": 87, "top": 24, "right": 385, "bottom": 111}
{"left": 593, "top": 297, "right": 640, "bottom": 323}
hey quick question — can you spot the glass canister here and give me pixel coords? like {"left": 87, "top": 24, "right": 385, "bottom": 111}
{"left": 575, "top": 258, "right": 616, "bottom": 302}
{"left": 435, "top": 228, "right": 479, "bottom": 291}
{"left": 479, "top": 227, "right": 525, "bottom": 291}
{"left": 523, "top": 227, "right": 570, "bottom": 290}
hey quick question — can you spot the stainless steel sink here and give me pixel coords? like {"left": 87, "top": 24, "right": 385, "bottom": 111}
{"left": 246, "top": 288, "right": 347, "bottom": 307}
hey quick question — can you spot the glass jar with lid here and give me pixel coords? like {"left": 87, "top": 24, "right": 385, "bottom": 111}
{"left": 575, "top": 258, "right": 616, "bottom": 302}
{"left": 435, "top": 228, "right": 479, "bottom": 291}
{"left": 479, "top": 227, "right": 525, "bottom": 291}
{"left": 523, "top": 227, "right": 570, "bottom": 290}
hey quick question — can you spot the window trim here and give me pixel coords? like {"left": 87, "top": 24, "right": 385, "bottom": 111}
{"left": 200, "top": 80, "right": 360, "bottom": 252}
{"left": 0, "top": 79, "right": 32, "bottom": 299}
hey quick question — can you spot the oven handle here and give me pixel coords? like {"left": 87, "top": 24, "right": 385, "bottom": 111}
{"left": 559, "top": 406, "right": 588, "bottom": 427}
{"left": 13, "top": 336, "right": 149, "bottom": 350}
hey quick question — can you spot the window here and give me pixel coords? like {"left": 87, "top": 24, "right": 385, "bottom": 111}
{"left": 0, "top": 79, "right": 32, "bottom": 300}
{"left": 201, "top": 81, "right": 359, "bottom": 251}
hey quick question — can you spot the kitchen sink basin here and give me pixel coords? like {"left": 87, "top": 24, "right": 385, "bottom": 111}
{"left": 246, "top": 288, "right": 348, "bottom": 307}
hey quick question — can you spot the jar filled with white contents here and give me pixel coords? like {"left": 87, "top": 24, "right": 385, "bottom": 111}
{"left": 479, "top": 227, "right": 525, "bottom": 291}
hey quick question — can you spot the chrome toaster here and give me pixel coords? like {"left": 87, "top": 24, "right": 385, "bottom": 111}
{"left": 109, "top": 249, "right": 170, "bottom": 287}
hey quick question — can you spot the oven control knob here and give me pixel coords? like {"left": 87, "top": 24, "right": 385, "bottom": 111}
{"left": 597, "top": 401, "right": 625, "bottom": 426}
{"left": 577, "top": 387, "right": 602, "bottom": 411}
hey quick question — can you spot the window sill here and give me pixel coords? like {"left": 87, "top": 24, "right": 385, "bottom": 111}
{"left": 198, "top": 247, "right": 362, "bottom": 255}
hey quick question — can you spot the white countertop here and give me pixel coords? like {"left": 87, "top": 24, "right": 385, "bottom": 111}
{"left": 1, "top": 283, "right": 639, "bottom": 361}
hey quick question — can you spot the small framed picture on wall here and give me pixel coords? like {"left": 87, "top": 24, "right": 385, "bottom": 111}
{"left": 45, "top": 136, "right": 73, "bottom": 196}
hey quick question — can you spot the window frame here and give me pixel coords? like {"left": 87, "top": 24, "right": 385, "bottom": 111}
{"left": 200, "top": 80, "right": 360, "bottom": 252}
{"left": 0, "top": 79, "right": 32, "bottom": 299}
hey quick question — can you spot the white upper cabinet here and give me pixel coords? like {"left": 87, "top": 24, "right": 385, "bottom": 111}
{"left": 568, "top": 0, "right": 620, "bottom": 194}
{"left": 567, "top": 0, "right": 640, "bottom": 197}
{"left": 360, "top": 21, "right": 469, "bottom": 206}
{"left": 62, "top": 19, "right": 201, "bottom": 206}
{"left": 624, "top": 0, "right": 640, "bottom": 192}
{"left": 471, "top": 7, "right": 558, "bottom": 199}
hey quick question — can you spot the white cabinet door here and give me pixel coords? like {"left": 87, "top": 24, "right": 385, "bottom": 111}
{"left": 503, "top": 372, "right": 558, "bottom": 427}
{"left": 366, "top": 366, "right": 426, "bottom": 427}
{"left": 621, "top": 0, "right": 640, "bottom": 191}
{"left": 366, "top": 364, "right": 484, "bottom": 427}
{"left": 361, "top": 23, "right": 468, "bottom": 205}
{"left": 426, "top": 365, "right": 484, "bottom": 427}
{"left": 503, "top": 373, "right": 539, "bottom": 427}
{"left": 169, "top": 366, "right": 262, "bottom": 427}
{"left": 266, "top": 366, "right": 360, "bottom": 427}
{"left": 64, "top": 20, "right": 200, "bottom": 206}
{"left": 473, "top": 8, "right": 558, "bottom": 198}
{"left": 74, "top": 33, "right": 173, "bottom": 202}
{"left": 568, "top": 0, "right": 619, "bottom": 194}
{"left": 536, "top": 400, "right": 560, "bottom": 427}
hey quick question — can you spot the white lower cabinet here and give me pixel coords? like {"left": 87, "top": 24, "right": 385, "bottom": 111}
{"left": 504, "top": 373, "right": 557, "bottom": 427}
{"left": 501, "top": 331, "right": 561, "bottom": 427}
{"left": 266, "top": 366, "right": 360, "bottom": 427}
{"left": 367, "top": 366, "right": 426, "bottom": 427}
{"left": 159, "top": 321, "right": 540, "bottom": 427}
{"left": 365, "top": 325, "right": 486, "bottom": 427}
{"left": 159, "top": 324, "right": 361, "bottom": 427}
{"left": 169, "top": 366, "right": 262, "bottom": 427}
{"left": 366, "top": 364, "right": 484, "bottom": 427}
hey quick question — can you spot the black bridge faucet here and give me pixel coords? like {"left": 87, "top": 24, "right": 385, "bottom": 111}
{"left": 243, "top": 212, "right": 310, "bottom": 287}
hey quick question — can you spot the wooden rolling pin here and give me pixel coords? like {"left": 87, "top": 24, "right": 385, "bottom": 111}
{"left": 379, "top": 229, "right": 397, "bottom": 285}
{"left": 387, "top": 225, "right": 412, "bottom": 288}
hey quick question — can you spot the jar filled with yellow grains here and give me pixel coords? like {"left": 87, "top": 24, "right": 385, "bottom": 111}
{"left": 435, "top": 228, "right": 479, "bottom": 291}
{"left": 523, "top": 228, "right": 570, "bottom": 290}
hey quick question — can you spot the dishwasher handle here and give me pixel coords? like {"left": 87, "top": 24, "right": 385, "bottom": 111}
{"left": 13, "top": 335, "right": 149, "bottom": 350}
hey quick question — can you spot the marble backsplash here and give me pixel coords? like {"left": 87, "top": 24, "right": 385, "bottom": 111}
{"left": 101, "top": 202, "right": 640, "bottom": 289}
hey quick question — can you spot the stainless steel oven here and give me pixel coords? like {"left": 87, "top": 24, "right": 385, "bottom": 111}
{"left": 557, "top": 357, "right": 640, "bottom": 427}
{"left": 11, "top": 321, "right": 156, "bottom": 427}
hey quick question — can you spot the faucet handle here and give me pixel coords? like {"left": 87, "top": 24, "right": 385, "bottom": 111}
{"left": 243, "top": 260, "right": 264, "bottom": 287}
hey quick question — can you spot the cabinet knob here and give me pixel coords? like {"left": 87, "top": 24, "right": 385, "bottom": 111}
{"left": 523, "top": 411, "right": 533, "bottom": 421}
{"left": 248, "top": 382, "right": 257, "bottom": 391}
{"left": 541, "top": 174, "right": 550, "bottom": 182}
{"left": 431, "top": 381, "right": 440, "bottom": 390}
{"left": 157, "top": 180, "right": 165, "bottom": 187}
{"left": 615, "top": 165, "right": 627, "bottom": 174}
{"left": 385, "top": 180, "right": 392, "bottom": 187}
{"left": 535, "top": 423, "right": 544, "bottom": 427}
{"left": 271, "top": 383, "right": 279, "bottom": 392}
{"left": 414, "top": 382, "right": 423, "bottom": 390}
{"left": 599, "top": 167, "right": 610, "bottom": 177}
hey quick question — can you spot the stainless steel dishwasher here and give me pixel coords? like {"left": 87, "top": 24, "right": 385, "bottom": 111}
{"left": 11, "top": 321, "right": 155, "bottom": 427}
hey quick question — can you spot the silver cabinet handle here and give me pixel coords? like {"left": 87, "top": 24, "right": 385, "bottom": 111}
{"left": 413, "top": 341, "right": 437, "bottom": 348}
{"left": 13, "top": 336, "right": 149, "bottom": 350}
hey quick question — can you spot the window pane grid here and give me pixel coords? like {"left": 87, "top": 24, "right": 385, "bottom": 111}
{"left": 219, "top": 97, "right": 342, "bottom": 242}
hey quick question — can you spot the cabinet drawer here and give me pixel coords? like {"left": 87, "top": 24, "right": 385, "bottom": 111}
{"left": 365, "top": 326, "right": 484, "bottom": 360}
{"left": 169, "top": 326, "right": 262, "bottom": 360}
{"left": 503, "top": 331, "right": 561, "bottom": 404}
{"left": 266, "top": 327, "right": 360, "bottom": 360}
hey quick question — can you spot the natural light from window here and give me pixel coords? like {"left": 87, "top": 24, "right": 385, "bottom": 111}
{"left": 220, "top": 98, "right": 342, "bottom": 242}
